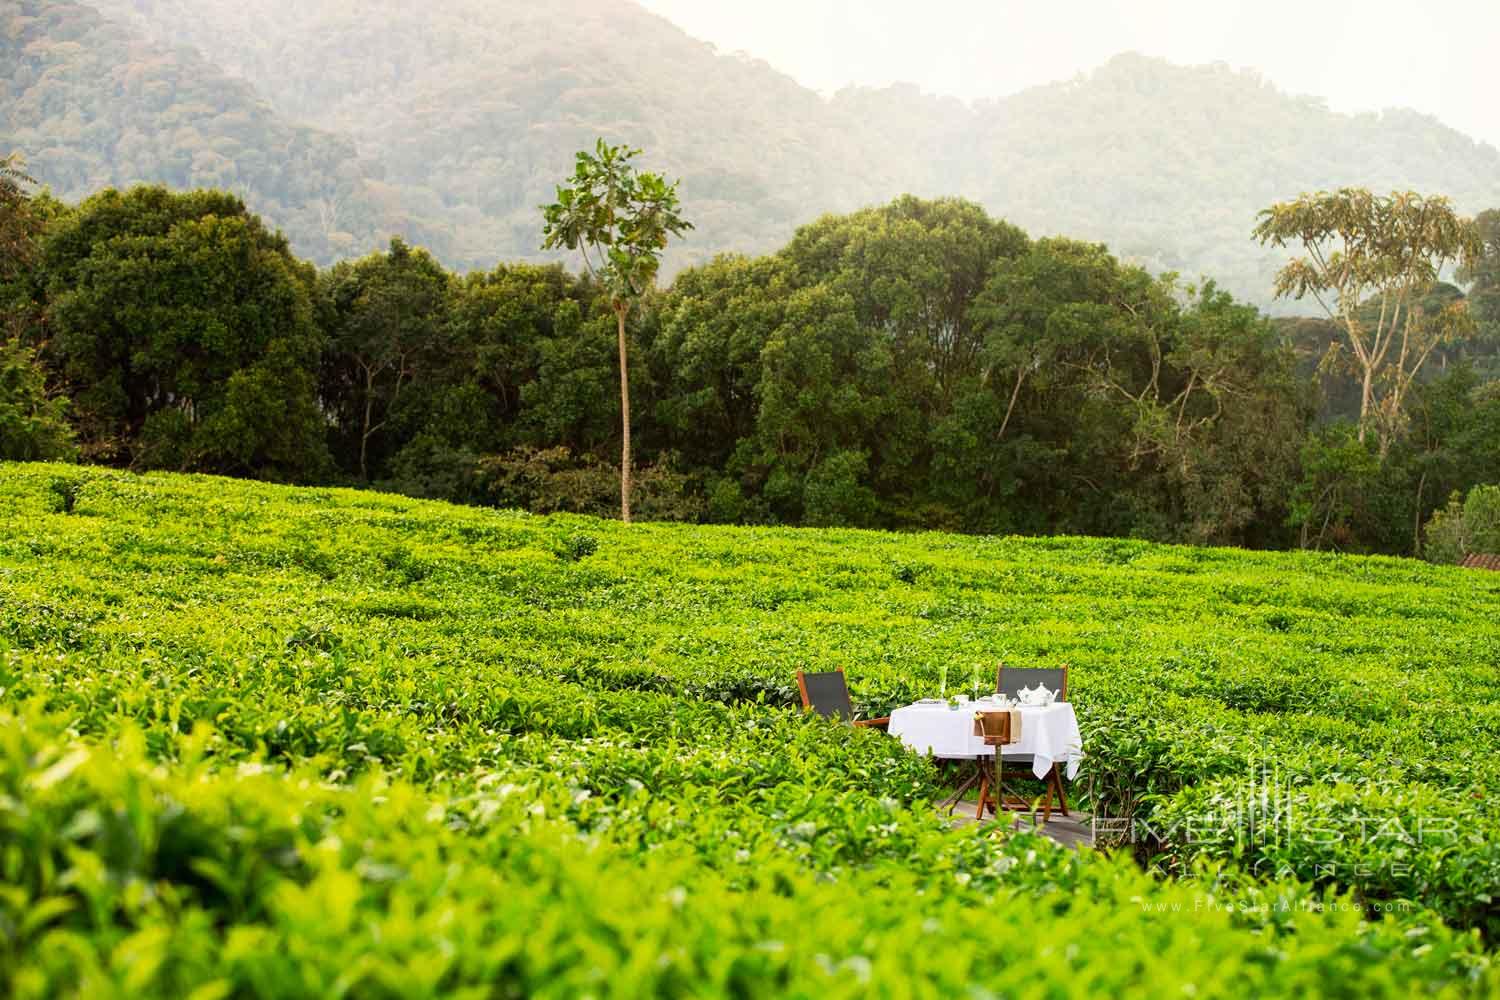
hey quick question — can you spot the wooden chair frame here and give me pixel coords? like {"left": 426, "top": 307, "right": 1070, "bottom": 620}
{"left": 795, "top": 667, "right": 890, "bottom": 729}
{"left": 989, "top": 763, "right": 1069, "bottom": 822}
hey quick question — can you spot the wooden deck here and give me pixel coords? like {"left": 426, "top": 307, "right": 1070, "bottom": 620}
{"left": 944, "top": 797, "right": 1095, "bottom": 848}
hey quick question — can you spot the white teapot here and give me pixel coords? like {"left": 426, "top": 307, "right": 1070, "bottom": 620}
{"left": 1015, "top": 683, "right": 1056, "bottom": 706}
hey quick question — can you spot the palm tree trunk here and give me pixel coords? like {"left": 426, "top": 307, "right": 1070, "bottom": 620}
{"left": 998, "top": 368, "right": 1025, "bottom": 441}
{"left": 616, "top": 303, "right": 632, "bottom": 524}
{"left": 360, "top": 363, "right": 376, "bottom": 481}
{"left": 1412, "top": 468, "right": 1427, "bottom": 557}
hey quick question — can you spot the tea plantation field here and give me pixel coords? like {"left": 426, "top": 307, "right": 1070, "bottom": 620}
{"left": 2, "top": 462, "right": 1499, "bottom": 997}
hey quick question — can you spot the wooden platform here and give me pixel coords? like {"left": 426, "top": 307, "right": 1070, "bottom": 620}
{"left": 945, "top": 798, "right": 1095, "bottom": 849}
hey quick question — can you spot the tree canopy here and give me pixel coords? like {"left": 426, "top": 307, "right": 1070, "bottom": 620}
{"left": 4, "top": 178, "right": 1499, "bottom": 557}
{"left": 40, "top": 186, "right": 329, "bottom": 477}
{"left": 1254, "top": 189, "right": 1483, "bottom": 455}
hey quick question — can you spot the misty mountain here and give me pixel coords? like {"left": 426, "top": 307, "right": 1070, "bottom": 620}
{"left": 72, "top": 0, "right": 894, "bottom": 269}
{"left": 1, "top": 0, "right": 392, "bottom": 261}
{"left": 13, "top": 0, "right": 1500, "bottom": 309}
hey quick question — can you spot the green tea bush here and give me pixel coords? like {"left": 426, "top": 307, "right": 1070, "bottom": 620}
{"left": 1, "top": 708, "right": 1494, "bottom": 999}
{"left": 1153, "top": 776, "right": 1500, "bottom": 936}
{"left": 1, "top": 462, "right": 1498, "bottom": 996}
{"left": 553, "top": 532, "right": 599, "bottom": 562}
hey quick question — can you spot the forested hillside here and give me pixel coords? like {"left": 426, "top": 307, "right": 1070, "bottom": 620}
{"left": 75, "top": 0, "right": 892, "bottom": 270}
{"left": 940, "top": 56, "right": 1500, "bottom": 301}
{"left": 11, "top": 0, "right": 1498, "bottom": 307}
{"left": 0, "top": 0, "right": 391, "bottom": 262}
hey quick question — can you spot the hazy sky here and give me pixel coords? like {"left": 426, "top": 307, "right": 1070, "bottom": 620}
{"left": 634, "top": 0, "right": 1500, "bottom": 148}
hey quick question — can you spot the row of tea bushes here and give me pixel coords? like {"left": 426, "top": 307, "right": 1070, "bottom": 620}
{"left": 1153, "top": 774, "right": 1500, "bottom": 936}
{"left": 3, "top": 462, "right": 1500, "bottom": 994}
{"left": 3, "top": 706, "right": 1495, "bottom": 998}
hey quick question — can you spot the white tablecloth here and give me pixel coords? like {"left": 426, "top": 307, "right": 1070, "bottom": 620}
{"left": 888, "top": 701, "right": 1085, "bottom": 780}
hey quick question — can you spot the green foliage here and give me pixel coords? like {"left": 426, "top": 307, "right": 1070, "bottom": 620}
{"left": 195, "top": 339, "right": 330, "bottom": 480}
{"left": 748, "top": 282, "right": 895, "bottom": 523}
{"left": 0, "top": 153, "right": 39, "bottom": 275}
{"left": 372, "top": 260, "right": 603, "bottom": 497}
{"left": 542, "top": 140, "right": 693, "bottom": 307}
{"left": 477, "top": 445, "right": 621, "bottom": 517}
{"left": 803, "top": 450, "right": 878, "bottom": 528}
{"left": 552, "top": 531, "right": 599, "bottom": 562}
{"left": 1136, "top": 281, "right": 1309, "bottom": 546}
{"left": 11, "top": 176, "right": 1498, "bottom": 552}
{"left": 542, "top": 138, "right": 693, "bottom": 523}
{"left": 1424, "top": 485, "right": 1500, "bottom": 563}
{"left": 1276, "top": 365, "right": 1500, "bottom": 555}
{"left": 1255, "top": 188, "right": 1484, "bottom": 454}
{"left": 317, "top": 238, "right": 453, "bottom": 480}
{"left": 475, "top": 446, "right": 703, "bottom": 522}
{"left": 1, "top": 464, "right": 1499, "bottom": 986}
{"left": 1461, "top": 210, "right": 1500, "bottom": 378}
{"left": 41, "top": 186, "right": 330, "bottom": 479}
{"left": 650, "top": 254, "right": 787, "bottom": 472}
{"left": 1277, "top": 281, "right": 1500, "bottom": 427}
{"left": 0, "top": 154, "right": 73, "bottom": 463}
{"left": 1288, "top": 424, "right": 1383, "bottom": 550}
{"left": 0, "top": 338, "right": 75, "bottom": 463}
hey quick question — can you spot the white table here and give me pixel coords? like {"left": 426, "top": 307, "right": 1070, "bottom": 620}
{"left": 888, "top": 701, "right": 1085, "bottom": 780}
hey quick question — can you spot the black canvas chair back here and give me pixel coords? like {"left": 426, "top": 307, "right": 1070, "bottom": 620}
{"left": 994, "top": 665, "right": 1069, "bottom": 702}
{"left": 795, "top": 669, "right": 890, "bottom": 729}
{"left": 797, "top": 669, "right": 855, "bottom": 720}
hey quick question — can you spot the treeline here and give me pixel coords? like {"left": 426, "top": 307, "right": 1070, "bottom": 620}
{"left": 4, "top": 179, "right": 1500, "bottom": 556}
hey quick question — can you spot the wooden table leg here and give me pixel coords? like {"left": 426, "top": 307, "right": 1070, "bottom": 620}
{"left": 938, "top": 758, "right": 983, "bottom": 814}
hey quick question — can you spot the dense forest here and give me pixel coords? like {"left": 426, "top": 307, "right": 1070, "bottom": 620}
{"left": 7, "top": 0, "right": 1500, "bottom": 309}
{"left": 4, "top": 162, "right": 1499, "bottom": 557}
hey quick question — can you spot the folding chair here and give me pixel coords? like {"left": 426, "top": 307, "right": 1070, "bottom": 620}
{"left": 795, "top": 667, "right": 889, "bottom": 729}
